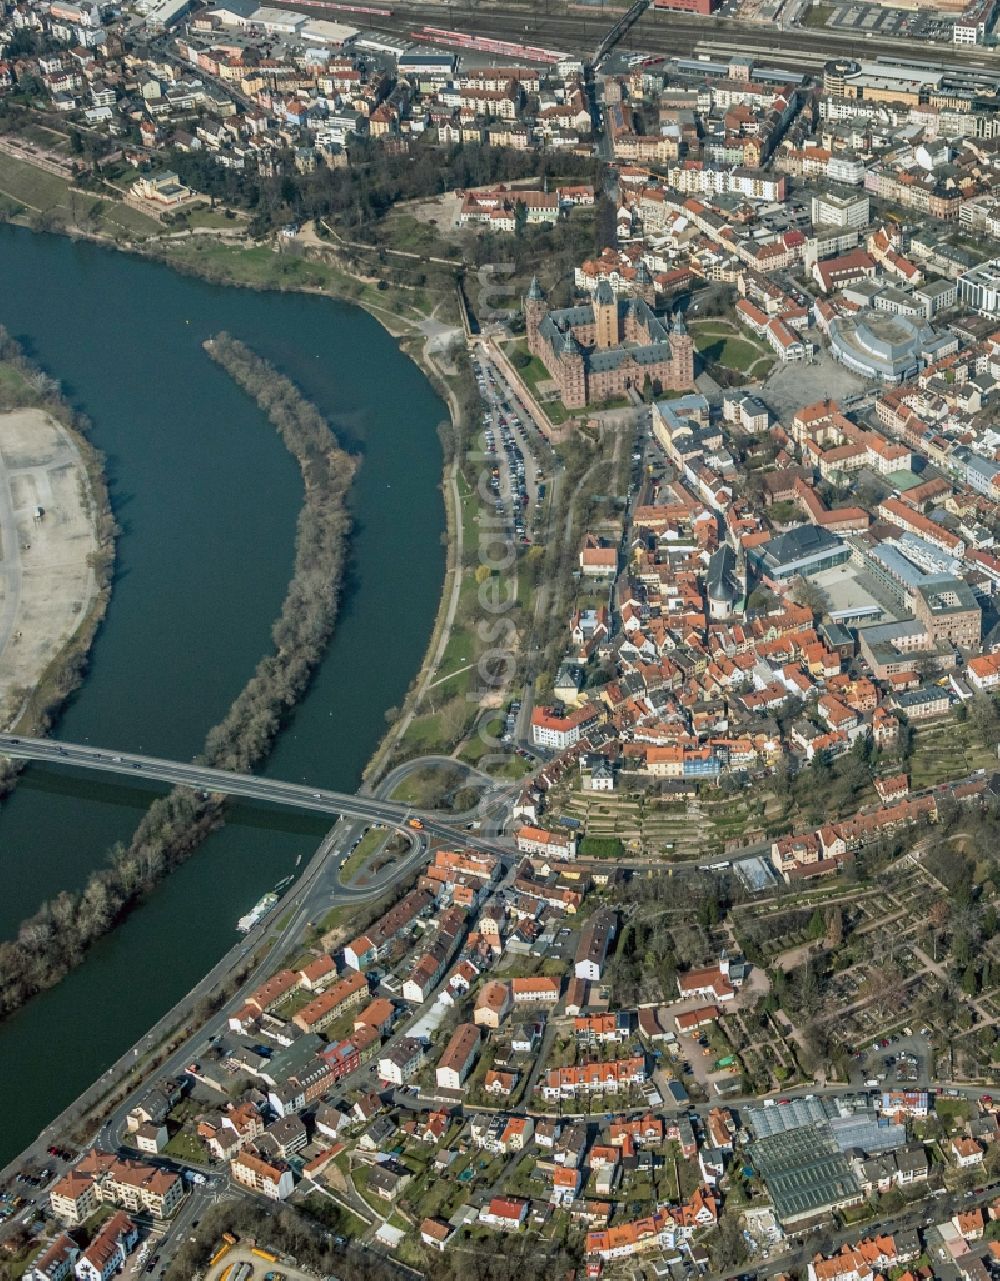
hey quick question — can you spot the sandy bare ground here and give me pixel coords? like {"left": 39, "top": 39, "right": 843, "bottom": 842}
{"left": 0, "top": 408, "right": 98, "bottom": 725}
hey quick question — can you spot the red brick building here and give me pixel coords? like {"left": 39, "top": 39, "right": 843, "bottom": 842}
{"left": 524, "top": 276, "right": 695, "bottom": 411}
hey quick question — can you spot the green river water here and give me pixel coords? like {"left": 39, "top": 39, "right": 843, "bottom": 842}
{"left": 0, "top": 225, "right": 447, "bottom": 1164}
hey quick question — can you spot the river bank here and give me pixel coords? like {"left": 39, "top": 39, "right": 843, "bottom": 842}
{"left": 0, "top": 334, "right": 359, "bottom": 1023}
{"left": 0, "top": 224, "right": 448, "bottom": 1163}
{"left": 0, "top": 191, "right": 473, "bottom": 787}
{"left": 124, "top": 228, "right": 477, "bottom": 788}
{"left": 0, "top": 168, "right": 472, "bottom": 999}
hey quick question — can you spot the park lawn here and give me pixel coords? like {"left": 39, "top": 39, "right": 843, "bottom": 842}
{"left": 458, "top": 470, "right": 481, "bottom": 552}
{"left": 688, "top": 321, "right": 772, "bottom": 374}
{"left": 458, "top": 712, "right": 505, "bottom": 766}
{"left": 164, "top": 1129, "right": 208, "bottom": 1165}
{"left": 0, "top": 152, "right": 169, "bottom": 238}
{"left": 339, "top": 826, "right": 387, "bottom": 884}
{"left": 183, "top": 205, "right": 244, "bottom": 230}
{"left": 98, "top": 200, "right": 162, "bottom": 235}
{"left": 157, "top": 238, "right": 334, "bottom": 287}
{"left": 81, "top": 195, "right": 160, "bottom": 236}
{"left": 389, "top": 771, "right": 435, "bottom": 805}
{"left": 155, "top": 238, "right": 429, "bottom": 328}
{"left": 396, "top": 710, "right": 446, "bottom": 756}
{"left": 546, "top": 393, "right": 632, "bottom": 425}
{"left": 494, "top": 754, "right": 534, "bottom": 779}
{"left": 106, "top": 202, "right": 160, "bottom": 235}
{"left": 380, "top": 212, "right": 461, "bottom": 261}
{"left": 17, "top": 122, "right": 72, "bottom": 152}
{"left": 505, "top": 339, "right": 554, "bottom": 400}
{"left": 0, "top": 150, "right": 73, "bottom": 213}
{"left": 407, "top": 478, "right": 484, "bottom": 703}
{"left": 438, "top": 588, "right": 478, "bottom": 676}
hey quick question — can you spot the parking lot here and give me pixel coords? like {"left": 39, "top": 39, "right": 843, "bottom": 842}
{"left": 850, "top": 1031, "right": 933, "bottom": 1089}
{"left": 826, "top": 1, "right": 955, "bottom": 41}
{"left": 472, "top": 352, "right": 553, "bottom": 549}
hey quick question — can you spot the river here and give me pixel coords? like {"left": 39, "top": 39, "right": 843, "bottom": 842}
{"left": 0, "top": 225, "right": 447, "bottom": 1165}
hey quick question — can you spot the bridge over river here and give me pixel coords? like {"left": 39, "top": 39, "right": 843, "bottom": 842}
{"left": 0, "top": 734, "right": 512, "bottom": 860}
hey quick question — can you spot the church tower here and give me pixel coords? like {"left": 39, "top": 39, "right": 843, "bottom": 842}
{"left": 524, "top": 275, "right": 546, "bottom": 359}
{"left": 594, "top": 280, "right": 620, "bottom": 350}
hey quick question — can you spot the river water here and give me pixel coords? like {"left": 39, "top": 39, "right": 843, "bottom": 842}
{"left": 0, "top": 225, "right": 447, "bottom": 1164}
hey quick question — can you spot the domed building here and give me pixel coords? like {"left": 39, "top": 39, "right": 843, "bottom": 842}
{"left": 523, "top": 276, "right": 695, "bottom": 412}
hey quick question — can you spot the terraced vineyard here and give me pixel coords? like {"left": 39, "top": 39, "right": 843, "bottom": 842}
{"left": 552, "top": 786, "right": 774, "bottom": 859}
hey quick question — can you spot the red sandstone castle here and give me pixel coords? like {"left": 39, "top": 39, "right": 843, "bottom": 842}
{"left": 523, "top": 276, "right": 695, "bottom": 411}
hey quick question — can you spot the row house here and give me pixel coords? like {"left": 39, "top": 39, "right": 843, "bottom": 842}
{"left": 292, "top": 968, "right": 368, "bottom": 1033}
{"left": 541, "top": 1056, "right": 647, "bottom": 1099}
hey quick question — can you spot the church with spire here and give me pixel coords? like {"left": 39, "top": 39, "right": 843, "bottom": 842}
{"left": 523, "top": 276, "right": 695, "bottom": 412}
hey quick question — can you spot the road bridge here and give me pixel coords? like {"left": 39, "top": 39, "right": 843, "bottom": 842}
{"left": 0, "top": 734, "right": 514, "bottom": 861}
{"left": 594, "top": 0, "right": 649, "bottom": 68}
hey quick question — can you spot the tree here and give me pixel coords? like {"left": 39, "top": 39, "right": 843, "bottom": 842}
{"left": 439, "top": 695, "right": 470, "bottom": 745}
{"left": 795, "top": 958, "right": 821, "bottom": 1015}
{"left": 594, "top": 192, "right": 617, "bottom": 253}
{"left": 953, "top": 928, "right": 972, "bottom": 970}
{"left": 711, "top": 1212, "right": 749, "bottom": 1271}
{"left": 791, "top": 575, "right": 829, "bottom": 620}
{"left": 860, "top": 963, "right": 904, "bottom": 1020}
{"left": 970, "top": 692, "right": 999, "bottom": 738}
{"left": 748, "top": 586, "right": 776, "bottom": 614}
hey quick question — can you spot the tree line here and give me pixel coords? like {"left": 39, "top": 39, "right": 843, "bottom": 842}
{"left": 0, "top": 337, "right": 356, "bottom": 1021}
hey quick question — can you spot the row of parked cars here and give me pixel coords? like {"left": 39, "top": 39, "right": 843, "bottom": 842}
{"left": 474, "top": 357, "right": 550, "bottom": 545}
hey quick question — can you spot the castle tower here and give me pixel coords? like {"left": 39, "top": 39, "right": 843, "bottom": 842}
{"left": 524, "top": 275, "right": 546, "bottom": 358}
{"left": 559, "top": 328, "right": 587, "bottom": 410}
{"left": 671, "top": 307, "right": 695, "bottom": 389}
{"left": 623, "top": 295, "right": 640, "bottom": 345}
{"left": 594, "top": 279, "right": 620, "bottom": 350}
